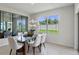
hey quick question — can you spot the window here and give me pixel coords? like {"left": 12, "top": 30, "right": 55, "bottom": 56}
{"left": 0, "top": 11, "right": 28, "bottom": 33}
{"left": 47, "top": 15, "right": 59, "bottom": 33}
{"left": 16, "top": 16, "right": 27, "bottom": 32}
{"left": 38, "top": 15, "right": 59, "bottom": 34}
{"left": 38, "top": 16, "right": 47, "bottom": 33}
{"left": 0, "top": 11, "right": 12, "bottom": 32}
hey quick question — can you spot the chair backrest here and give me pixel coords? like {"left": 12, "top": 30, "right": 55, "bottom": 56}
{"left": 32, "top": 31, "right": 37, "bottom": 39}
{"left": 41, "top": 33, "right": 47, "bottom": 43}
{"left": 33, "top": 34, "right": 42, "bottom": 47}
{"left": 8, "top": 36, "right": 18, "bottom": 50}
{"left": 24, "top": 32, "right": 27, "bottom": 35}
{"left": 18, "top": 32, "right": 23, "bottom": 36}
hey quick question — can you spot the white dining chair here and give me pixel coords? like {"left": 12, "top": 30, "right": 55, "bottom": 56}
{"left": 40, "top": 33, "right": 47, "bottom": 48}
{"left": 24, "top": 32, "right": 27, "bottom": 35}
{"left": 18, "top": 32, "right": 23, "bottom": 36}
{"left": 8, "top": 36, "right": 24, "bottom": 55}
{"left": 27, "top": 34, "right": 42, "bottom": 55}
{"left": 18, "top": 32, "right": 23, "bottom": 41}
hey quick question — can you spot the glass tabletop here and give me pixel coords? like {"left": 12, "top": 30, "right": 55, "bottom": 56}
{"left": 15, "top": 35, "right": 33, "bottom": 43}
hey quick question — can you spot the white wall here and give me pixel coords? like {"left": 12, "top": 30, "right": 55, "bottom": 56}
{"left": 30, "top": 5, "right": 74, "bottom": 48}
{"left": 74, "top": 4, "right": 79, "bottom": 49}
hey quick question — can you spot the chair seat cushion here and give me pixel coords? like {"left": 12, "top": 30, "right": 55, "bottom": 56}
{"left": 17, "top": 43, "right": 24, "bottom": 49}
{"left": 27, "top": 41, "right": 35, "bottom": 45}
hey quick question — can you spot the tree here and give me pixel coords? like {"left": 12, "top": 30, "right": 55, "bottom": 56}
{"left": 39, "top": 18, "right": 58, "bottom": 25}
{"left": 53, "top": 19, "right": 58, "bottom": 24}
{"left": 48, "top": 19, "right": 52, "bottom": 24}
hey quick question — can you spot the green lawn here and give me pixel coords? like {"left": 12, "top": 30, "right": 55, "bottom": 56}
{"left": 39, "top": 29, "right": 59, "bottom": 34}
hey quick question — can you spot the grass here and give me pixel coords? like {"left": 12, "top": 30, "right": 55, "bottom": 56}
{"left": 39, "top": 29, "right": 59, "bottom": 34}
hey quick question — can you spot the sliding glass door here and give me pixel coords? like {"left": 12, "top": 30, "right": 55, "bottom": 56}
{"left": 0, "top": 11, "right": 12, "bottom": 32}
{"left": 0, "top": 11, "right": 28, "bottom": 33}
{"left": 0, "top": 10, "right": 28, "bottom": 38}
{"left": 21, "top": 16, "right": 28, "bottom": 32}
{"left": 12, "top": 14, "right": 28, "bottom": 33}
{"left": 16, "top": 16, "right": 28, "bottom": 32}
{"left": 16, "top": 15, "right": 22, "bottom": 32}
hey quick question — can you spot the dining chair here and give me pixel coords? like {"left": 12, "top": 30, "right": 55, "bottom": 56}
{"left": 24, "top": 32, "right": 27, "bottom": 35}
{"left": 8, "top": 36, "right": 24, "bottom": 55}
{"left": 18, "top": 32, "right": 23, "bottom": 36}
{"left": 26, "top": 32, "right": 37, "bottom": 52}
{"left": 40, "top": 33, "right": 47, "bottom": 48}
{"left": 18, "top": 32, "right": 23, "bottom": 41}
{"left": 27, "top": 34, "right": 42, "bottom": 55}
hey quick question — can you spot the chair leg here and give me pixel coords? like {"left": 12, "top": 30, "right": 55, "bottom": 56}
{"left": 33, "top": 47, "right": 35, "bottom": 55}
{"left": 16, "top": 51, "right": 18, "bottom": 55}
{"left": 43, "top": 43, "right": 45, "bottom": 48}
{"left": 38, "top": 46, "right": 40, "bottom": 52}
{"left": 23, "top": 45, "right": 25, "bottom": 55}
{"left": 38, "top": 45, "right": 41, "bottom": 52}
{"left": 27, "top": 45, "right": 30, "bottom": 53}
{"left": 10, "top": 49, "right": 12, "bottom": 55}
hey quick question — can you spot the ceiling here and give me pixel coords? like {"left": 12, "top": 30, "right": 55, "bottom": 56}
{"left": 0, "top": 3, "right": 73, "bottom": 15}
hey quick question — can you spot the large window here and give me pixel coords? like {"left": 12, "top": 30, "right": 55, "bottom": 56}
{"left": 21, "top": 16, "right": 27, "bottom": 32}
{"left": 38, "top": 15, "right": 59, "bottom": 34}
{"left": 16, "top": 15, "right": 21, "bottom": 32}
{"left": 0, "top": 11, "right": 12, "bottom": 32}
{"left": 38, "top": 16, "right": 47, "bottom": 33}
{"left": 12, "top": 14, "right": 28, "bottom": 32}
{"left": 47, "top": 15, "right": 59, "bottom": 34}
{"left": 0, "top": 11, "right": 28, "bottom": 33}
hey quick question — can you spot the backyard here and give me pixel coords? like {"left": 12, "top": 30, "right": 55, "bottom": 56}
{"left": 39, "top": 29, "right": 59, "bottom": 34}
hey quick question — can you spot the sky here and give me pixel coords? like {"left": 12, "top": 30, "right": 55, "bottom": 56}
{"left": 17, "top": 19, "right": 26, "bottom": 26}
{"left": 38, "top": 15, "right": 59, "bottom": 22}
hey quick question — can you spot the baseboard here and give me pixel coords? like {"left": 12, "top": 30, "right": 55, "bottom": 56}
{"left": 46, "top": 41, "right": 74, "bottom": 49}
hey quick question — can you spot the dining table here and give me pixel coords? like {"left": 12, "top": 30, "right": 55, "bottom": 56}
{"left": 15, "top": 34, "right": 33, "bottom": 55}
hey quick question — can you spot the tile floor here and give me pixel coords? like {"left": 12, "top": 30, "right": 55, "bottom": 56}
{"left": 0, "top": 43, "right": 78, "bottom": 55}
